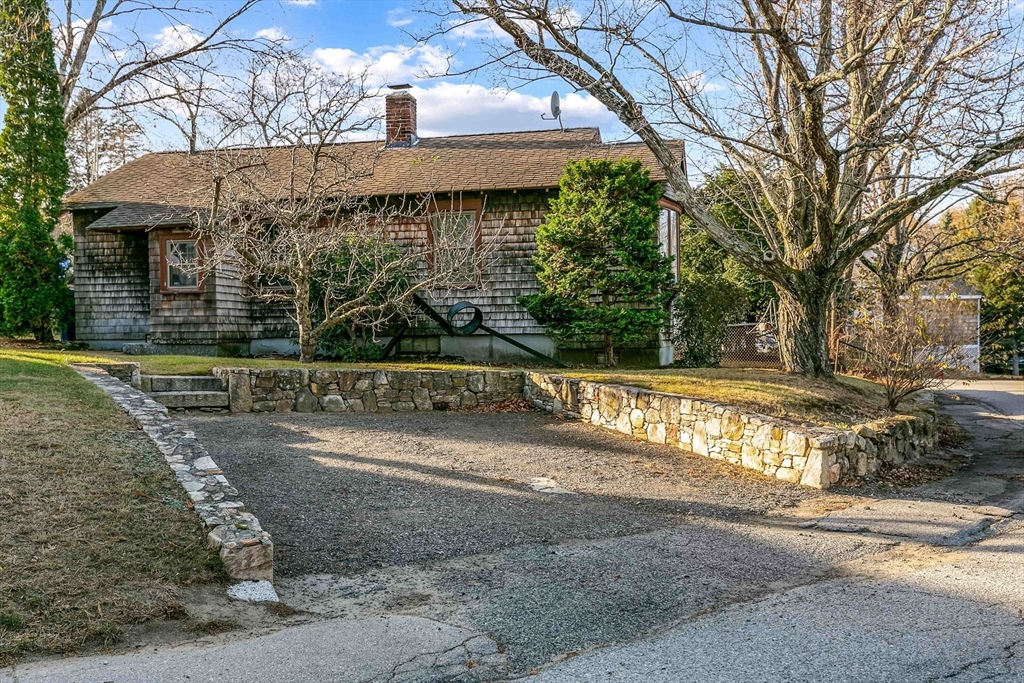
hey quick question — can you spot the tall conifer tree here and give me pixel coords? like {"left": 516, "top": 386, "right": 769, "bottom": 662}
{"left": 521, "top": 159, "right": 675, "bottom": 366}
{"left": 0, "top": 0, "right": 70, "bottom": 340}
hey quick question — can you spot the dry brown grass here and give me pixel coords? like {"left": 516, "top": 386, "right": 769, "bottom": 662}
{"left": 564, "top": 367, "right": 902, "bottom": 427}
{"left": 4, "top": 344, "right": 491, "bottom": 377}
{"left": 0, "top": 348, "right": 223, "bottom": 666}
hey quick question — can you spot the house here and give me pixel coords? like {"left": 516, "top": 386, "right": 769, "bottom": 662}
{"left": 64, "top": 89, "right": 686, "bottom": 365}
{"left": 913, "top": 282, "right": 983, "bottom": 373}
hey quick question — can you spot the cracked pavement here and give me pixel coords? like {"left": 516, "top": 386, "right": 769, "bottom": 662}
{"left": 0, "top": 617, "right": 506, "bottom": 683}
{"left": 4, "top": 381, "right": 1022, "bottom": 682}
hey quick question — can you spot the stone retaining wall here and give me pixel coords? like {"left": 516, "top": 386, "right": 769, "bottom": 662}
{"left": 212, "top": 368, "right": 525, "bottom": 414}
{"left": 75, "top": 361, "right": 141, "bottom": 388}
{"left": 73, "top": 365, "right": 274, "bottom": 582}
{"left": 120, "top": 361, "right": 934, "bottom": 491}
{"left": 524, "top": 372, "right": 936, "bottom": 490}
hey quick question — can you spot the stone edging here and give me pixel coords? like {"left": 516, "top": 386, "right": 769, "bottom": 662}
{"left": 524, "top": 372, "right": 937, "bottom": 489}
{"left": 73, "top": 364, "right": 274, "bottom": 582}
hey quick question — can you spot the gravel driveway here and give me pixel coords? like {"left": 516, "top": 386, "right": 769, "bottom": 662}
{"left": 185, "top": 410, "right": 823, "bottom": 576}
{"left": 184, "top": 409, "right": 884, "bottom": 674}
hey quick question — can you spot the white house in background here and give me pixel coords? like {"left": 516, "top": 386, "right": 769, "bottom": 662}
{"left": 912, "top": 282, "right": 982, "bottom": 372}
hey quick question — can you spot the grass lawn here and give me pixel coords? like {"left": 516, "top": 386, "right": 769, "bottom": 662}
{"left": 563, "top": 367, "right": 901, "bottom": 427}
{"left": 0, "top": 348, "right": 223, "bottom": 666}
{"left": 8, "top": 346, "right": 483, "bottom": 377}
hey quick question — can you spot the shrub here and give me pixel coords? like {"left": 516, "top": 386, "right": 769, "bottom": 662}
{"left": 671, "top": 271, "right": 748, "bottom": 367}
{"left": 520, "top": 158, "right": 675, "bottom": 365}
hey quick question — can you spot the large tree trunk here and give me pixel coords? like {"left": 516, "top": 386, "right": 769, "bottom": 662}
{"left": 777, "top": 286, "right": 833, "bottom": 378}
{"left": 604, "top": 332, "right": 616, "bottom": 367}
{"left": 294, "top": 273, "right": 317, "bottom": 363}
{"left": 298, "top": 335, "right": 317, "bottom": 363}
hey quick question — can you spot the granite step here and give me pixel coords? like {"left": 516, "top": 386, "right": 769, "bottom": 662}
{"left": 148, "top": 391, "right": 230, "bottom": 409}
{"left": 141, "top": 375, "right": 226, "bottom": 393}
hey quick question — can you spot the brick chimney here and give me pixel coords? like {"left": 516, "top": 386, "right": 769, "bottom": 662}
{"left": 385, "top": 85, "right": 417, "bottom": 147}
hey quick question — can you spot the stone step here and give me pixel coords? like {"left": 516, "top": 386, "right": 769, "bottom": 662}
{"left": 149, "top": 391, "right": 230, "bottom": 409}
{"left": 142, "top": 375, "right": 226, "bottom": 393}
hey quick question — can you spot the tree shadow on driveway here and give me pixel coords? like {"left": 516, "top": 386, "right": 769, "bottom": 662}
{"left": 182, "top": 410, "right": 891, "bottom": 673}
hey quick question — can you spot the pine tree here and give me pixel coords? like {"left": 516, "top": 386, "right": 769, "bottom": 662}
{"left": 521, "top": 158, "right": 675, "bottom": 366}
{"left": 0, "top": 0, "right": 71, "bottom": 340}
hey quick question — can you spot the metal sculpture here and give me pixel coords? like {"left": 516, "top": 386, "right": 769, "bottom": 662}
{"left": 380, "top": 293, "right": 566, "bottom": 367}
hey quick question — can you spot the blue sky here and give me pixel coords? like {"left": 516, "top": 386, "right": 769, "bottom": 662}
{"left": 224, "top": 0, "right": 625, "bottom": 140}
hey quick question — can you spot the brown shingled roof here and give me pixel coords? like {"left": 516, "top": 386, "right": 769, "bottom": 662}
{"left": 66, "top": 128, "right": 681, "bottom": 229}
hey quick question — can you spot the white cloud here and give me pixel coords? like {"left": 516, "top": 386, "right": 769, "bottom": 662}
{"left": 410, "top": 82, "right": 619, "bottom": 137}
{"left": 679, "top": 70, "right": 726, "bottom": 95}
{"left": 387, "top": 8, "right": 413, "bottom": 27}
{"left": 445, "top": 17, "right": 503, "bottom": 40}
{"left": 285, "top": 0, "right": 317, "bottom": 6}
{"left": 152, "top": 24, "right": 202, "bottom": 56}
{"left": 255, "top": 26, "right": 288, "bottom": 41}
{"left": 311, "top": 42, "right": 622, "bottom": 138}
{"left": 313, "top": 44, "right": 451, "bottom": 85}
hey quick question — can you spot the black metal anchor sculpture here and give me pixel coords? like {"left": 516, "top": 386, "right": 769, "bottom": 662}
{"left": 380, "top": 293, "right": 566, "bottom": 367}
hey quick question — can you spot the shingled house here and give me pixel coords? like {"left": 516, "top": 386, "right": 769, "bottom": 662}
{"left": 64, "top": 90, "right": 686, "bottom": 364}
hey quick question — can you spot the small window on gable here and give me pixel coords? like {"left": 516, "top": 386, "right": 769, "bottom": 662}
{"left": 431, "top": 210, "right": 478, "bottom": 288}
{"left": 165, "top": 239, "right": 199, "bottom": 290}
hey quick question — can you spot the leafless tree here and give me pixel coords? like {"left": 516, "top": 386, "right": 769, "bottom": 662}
{"left": 52, "top": 0, "right": 267, "bottom": 130}
{"left": 185, "top": 56, "right": 498, "bottom": 362}
{"left": 845, "top": 285, "right": 973, "bottom": 411}
{"left": 139, "top": 54, "right": 226, "bottom": 154}
{"left": 65, "top": 96, "right": 146, "bottom": 191}
{"left": 430, "top": 0, "right": 1024, "bottom": 376}
{"left": 855, "top": 157, "right": 1021, "bottom": 320}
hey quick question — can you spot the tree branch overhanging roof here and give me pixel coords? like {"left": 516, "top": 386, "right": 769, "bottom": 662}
{"left": 64, "top": 127, "right": 683, "bottom": 230}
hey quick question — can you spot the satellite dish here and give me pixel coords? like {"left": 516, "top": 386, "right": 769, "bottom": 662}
{"left": 541, "top": 91, "right": 564, "bottom": 131}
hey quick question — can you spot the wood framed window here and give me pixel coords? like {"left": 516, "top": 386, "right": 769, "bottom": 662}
{"left": 427, "top": 197, "right": 482, "bottom": 289}
{"left": 658, "top": 198, "right": 683, "bottom": 280}
{"left": 159, "top": 233, "right": 203, "bottom": 293}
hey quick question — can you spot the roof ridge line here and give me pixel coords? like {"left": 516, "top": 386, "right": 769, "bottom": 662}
{"left": 120, "top": 127, "right": 604, "bottom": 158}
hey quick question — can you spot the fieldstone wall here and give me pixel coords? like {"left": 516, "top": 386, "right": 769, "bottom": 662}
{"left": 212, "top": 368, "right": 525, "bottom": 414}
{"left": 134, "top": 363, "right": 935, "bottom": 491}
{"left": 73, "top": 365, "right": 275, "bottom": 583}
{"left": 75, "top": 361, "right": 141, "bottom": 389}
{"left": 524, "top": 372, "right": 936, "bottom": 490}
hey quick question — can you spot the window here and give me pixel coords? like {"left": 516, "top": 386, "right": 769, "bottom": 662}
{"left": 431, "top": 210, "right": 478, "bottom": 288}
{"left": 162, "top": 237, "right": 200, "bottom": 291}
{"left": 658, "top": 200, "right": 682, "bottom": 281}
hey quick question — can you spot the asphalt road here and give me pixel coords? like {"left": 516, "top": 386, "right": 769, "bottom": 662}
{"left": 946, "top": 379, "right": 1024, "bottom": 420}
{"left": 180, "top": 411, "right": 876, "bottom": 673}
{"left": 531, "top": 378, "right": 1024, "bottom": 681}
{"left": 530, "top": 522, "right": 1024, "bottom": 683}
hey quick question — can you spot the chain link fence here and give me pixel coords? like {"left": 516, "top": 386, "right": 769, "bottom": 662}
{"left": 719, "top": 322, "right": 783, "bottom": 368}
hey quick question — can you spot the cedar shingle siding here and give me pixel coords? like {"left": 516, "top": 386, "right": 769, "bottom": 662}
{"left": 417, "top": 190, "right": 548, "bottom": 336}
{"left": 65, "top": 125, "right": 683, "bottom": 362}
{"left": 73, "top": 211, "right": 150, "bottom": 342}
